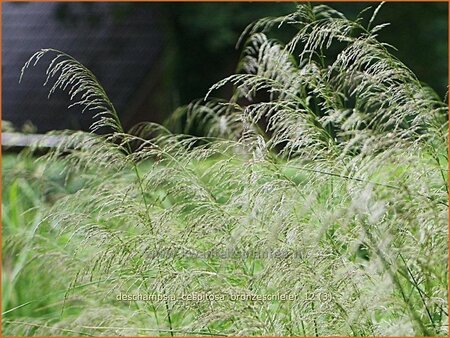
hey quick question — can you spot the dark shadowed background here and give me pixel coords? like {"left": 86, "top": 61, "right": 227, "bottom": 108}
{"left": 2, "top": 2, "right": 448, "bottom": 133}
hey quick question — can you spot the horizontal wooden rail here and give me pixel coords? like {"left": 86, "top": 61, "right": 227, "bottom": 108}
{"left": 2, "top": 132, "right": 67, "bottom": 148}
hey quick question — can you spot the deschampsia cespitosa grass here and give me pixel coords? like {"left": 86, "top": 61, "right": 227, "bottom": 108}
{"left": 3, "top": 4, "right": 448, "bottom": 336}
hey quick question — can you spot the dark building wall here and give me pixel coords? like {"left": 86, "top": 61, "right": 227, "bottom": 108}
{"left": 2, "top": 2, "right": 164, "bottom": 132}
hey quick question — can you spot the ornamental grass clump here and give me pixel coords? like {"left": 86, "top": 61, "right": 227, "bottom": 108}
{"left": 3, "top": 3, "right": 447, "bottom": 336}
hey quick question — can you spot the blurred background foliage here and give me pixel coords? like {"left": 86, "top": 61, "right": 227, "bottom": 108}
{"left": 164, "top": 2, "right": 447, "bottom": 106}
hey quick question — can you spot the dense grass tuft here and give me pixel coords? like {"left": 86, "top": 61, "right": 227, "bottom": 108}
{"left": 3, "top": 4, "right": 448, "bottom": 336}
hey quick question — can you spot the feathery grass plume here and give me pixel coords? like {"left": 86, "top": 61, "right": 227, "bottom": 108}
{"left": 20, "top": 49, "right": 123, "bottom": 134}
{"left": 4, "top": 3, "right": 448, "bottom": 336}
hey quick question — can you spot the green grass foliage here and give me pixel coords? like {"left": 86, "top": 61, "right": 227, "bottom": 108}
{"left": 2, "top": 4, "right": 448, "bottom": 336}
